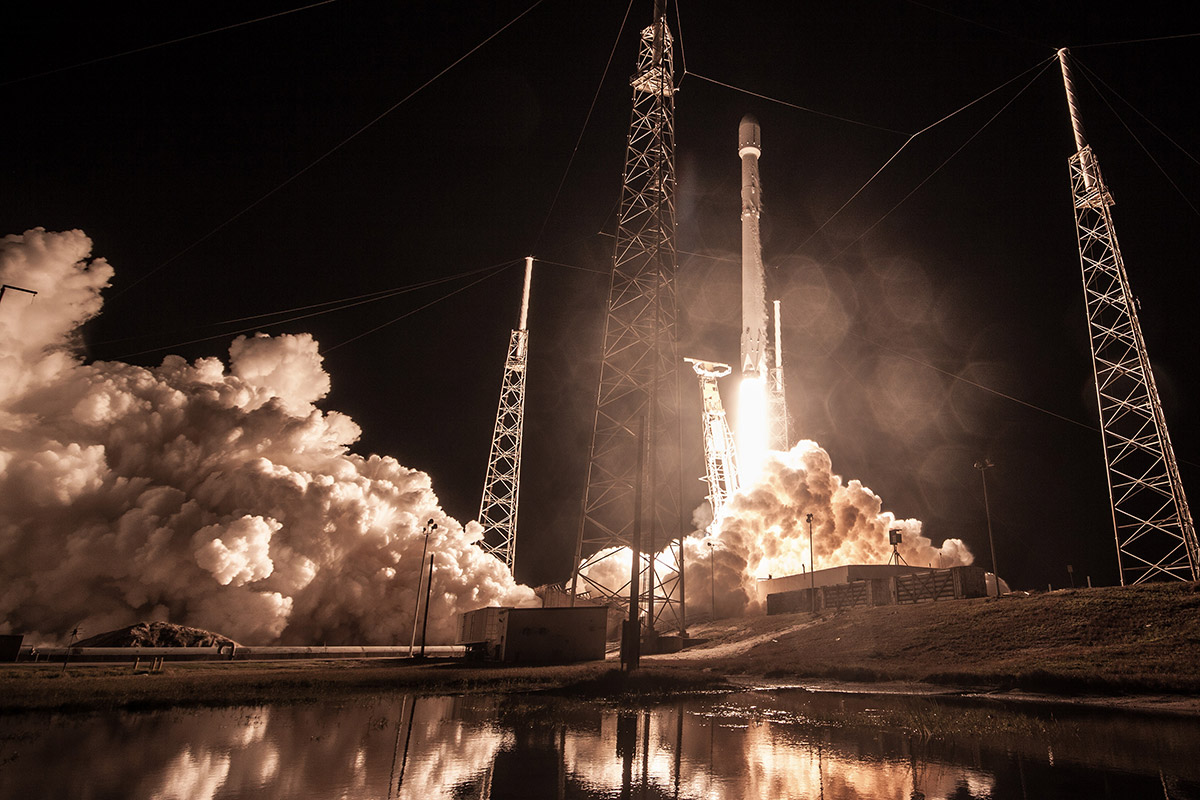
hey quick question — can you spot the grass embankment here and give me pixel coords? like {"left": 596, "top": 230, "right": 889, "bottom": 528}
{"left": 0, "top": 658, "right": 728, "bottom": 714}
{"left": 3, "top": 584, "right": 1198, "bottom": 714}
{"left": 661, "top": 582, "right": 1200, "bottom": 695}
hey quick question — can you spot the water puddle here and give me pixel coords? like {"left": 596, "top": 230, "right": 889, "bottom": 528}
{"left": 1, "top": 688, "right": 1198, "bottom": 798}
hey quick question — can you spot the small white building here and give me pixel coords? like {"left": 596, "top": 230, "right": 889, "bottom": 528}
{"left": 458, "top": 606, "right": 608, "bottom": 663}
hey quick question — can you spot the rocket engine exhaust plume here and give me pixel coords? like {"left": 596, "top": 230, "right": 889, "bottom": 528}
{"left": 0, "top": 229, "right": 537, "bottom": 645}
{"left": 737, "top": 374, "right": 768, "bottom": 482}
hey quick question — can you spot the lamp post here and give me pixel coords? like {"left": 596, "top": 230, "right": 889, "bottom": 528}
{"left": 61, "top": 626, "right": 79, "bottom": 674}
{"left": 806, "top": 513, "right": 814, "bottom": 592}
{"left": 974, "top": 459, "right": 1000, "bottom": 598}
{"left": 409, "top": 519, "right": 437, "bottom": 655}
{"left": 706, "top": 541, "right": 717, "bottom": 620}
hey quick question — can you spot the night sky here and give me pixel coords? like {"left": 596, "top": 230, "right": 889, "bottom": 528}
{"left": 5, "top": 1, "right": 1197, "bottom": 592}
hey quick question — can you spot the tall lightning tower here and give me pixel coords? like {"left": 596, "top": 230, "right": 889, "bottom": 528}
{"left": 571, "top": 1, "right": 681, "bottom": 625}
{"left": 478, "top": 256, "right": 534, "bottom": 571}
{"left": 1058, "top": 49, "right": 1198, "bottom": 584}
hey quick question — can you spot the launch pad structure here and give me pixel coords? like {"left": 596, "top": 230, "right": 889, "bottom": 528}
{"left": 685, "top": 358, "right": 740, "bottom": 527}
{"left": 571, "top": 3, "right": 684, "bottom": 627}
{"left": 560, "top": 28, "right": 1195, "bottom": 640}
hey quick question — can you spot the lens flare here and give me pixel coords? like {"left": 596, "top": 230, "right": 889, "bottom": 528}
{"left": 737, "top": 375, "right": 769, "bottom": 482}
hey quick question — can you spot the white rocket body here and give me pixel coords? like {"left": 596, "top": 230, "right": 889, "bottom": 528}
{"left": 739, "top": 115, "right": 767, "bottom": 379}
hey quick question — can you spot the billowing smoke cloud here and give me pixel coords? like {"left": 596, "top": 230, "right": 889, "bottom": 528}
{"left": 578, "top": 440, "right": 972, "bottom": 620}
{"left": 0, "top": 229, "right": 536, "bottom": 645}
{"left": 721, "top": 440, "right": 973, "bottom": 582}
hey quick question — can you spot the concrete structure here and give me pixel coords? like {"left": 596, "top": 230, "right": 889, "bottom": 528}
{"left": 761, "top": 565, "right": 987, "bottom": 615}
{"left": 458, "top": 606, "right": 608, "bottom": 663}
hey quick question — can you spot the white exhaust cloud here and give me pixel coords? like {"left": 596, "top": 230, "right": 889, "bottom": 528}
{"left": 0, "top": 228, "right": 536, "bottom": 645}
{"left": 577, "top": 440, "right": 973, "bottom": 619}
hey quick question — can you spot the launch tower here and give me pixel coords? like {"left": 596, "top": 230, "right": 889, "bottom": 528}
{"left": 571, "top": 3, "right": 682, "bottom": 625}
{"left": 685, "top": 358, "right": 740, "bottom": 526}
{"left": 1058, "top": 49, "right": 1198, "bottom": 583}
{"left": 478, "top": 257, "right": 534, "bottom": 571}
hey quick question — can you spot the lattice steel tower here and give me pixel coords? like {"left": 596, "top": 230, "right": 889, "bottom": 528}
{"left": 571, "top": 2, "right": 682, "bottom": 624}
{"left": 1058, "top": 49, "right": 1198, "bottom": 583}
{"left": 478, "top": 256, "right": 534, "bottom": 571}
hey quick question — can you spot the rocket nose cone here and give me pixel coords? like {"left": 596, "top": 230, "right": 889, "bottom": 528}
{"left": 738, "top": 114, "right": 761, "bottom": 153}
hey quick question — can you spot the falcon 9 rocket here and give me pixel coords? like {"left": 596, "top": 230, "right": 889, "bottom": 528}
{"left": 739, "top": 115, "right": 767, "bottom": 379}
{"left": 737, "top": 114, "right": 769, "bottom": 478}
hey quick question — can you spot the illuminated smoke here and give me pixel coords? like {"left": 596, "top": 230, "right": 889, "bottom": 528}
{"left": 577, "top": 439, "right": 971, "bottom": 620}
{"left": 0, "top": 229, "right": 536, "bottom": 645}
{"left": 722, "top": 439, "right": 973, "bottom": 583}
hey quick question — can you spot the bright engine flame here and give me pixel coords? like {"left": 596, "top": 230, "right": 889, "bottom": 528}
{"left": 737, "top": 374, "right": 769, "bottom": 483}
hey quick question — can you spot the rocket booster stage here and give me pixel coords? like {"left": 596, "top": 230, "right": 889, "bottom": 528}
{"left": 739, "top": 115, "right": 767, "bottom": 378}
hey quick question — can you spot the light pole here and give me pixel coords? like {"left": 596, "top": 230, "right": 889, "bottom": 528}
{"left": 409, "top": 519, "right": 437, "bottom": 655}
{"left": 706, "top": 541, "right": 717, "bottom": 620}
{"left": 806, "top": 513, "right": 814, "bottom": 592}
{"left": 974, "top": 459, "right": 1000, "bottom": 598}
{"left": 61, "top": 626, "right": 79, "bottom": 674}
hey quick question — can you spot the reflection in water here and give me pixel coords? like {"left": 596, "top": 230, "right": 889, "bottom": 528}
{"left": 1, "top": 689, "right": 1199, "bottom": 799}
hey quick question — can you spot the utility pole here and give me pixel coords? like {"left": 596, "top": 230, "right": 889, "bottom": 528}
{"left": 706, "top": 541, "right": 717, "bottom": 620}
{"left": 806, "top": 513, "right": 814, "bottom": 592}
{"left": 1058, "top": 49, "right": 1197, "bottom": 584}
{"left": 420, "top": 554, "right": 434, "bottom": 657}
{"left": 409, "top": 520, "right": 436, "bottom": 655}
{"left": 974, "top": 459, "right": 999, "bottom": 597}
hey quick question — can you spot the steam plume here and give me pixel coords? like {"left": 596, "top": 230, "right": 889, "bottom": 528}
{"left": 577, "top": 440, "right": 972, "bottom": 618}
{"left": 0, "top": 229, "right": 536, "bottom": 645}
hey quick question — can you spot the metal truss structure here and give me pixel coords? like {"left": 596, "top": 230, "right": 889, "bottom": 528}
{"left": 685, "top": 358, "right": 740, "bottom": 527}
{"left": 478, "top": 257, "right": 533, "bottom": 572}
{"left": 766, "top": 299, "right": 790, "bottom": 452}
{"left": 571, "top": 11, "right": 683, "bottom": 628}
{"left": 1060, "top": 50, "right": 1198, "bottom": 584}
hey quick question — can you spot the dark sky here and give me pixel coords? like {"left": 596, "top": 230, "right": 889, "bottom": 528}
{"left": 5, "top": 1, "right": 1197, "bottom": 591}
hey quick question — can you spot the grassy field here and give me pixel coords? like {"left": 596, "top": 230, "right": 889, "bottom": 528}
{"left": 3, "top": 583, "right": 1198, "bottom": 713}
{"left": 659, "top": 582, "right": 1200, "bottom": 694}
